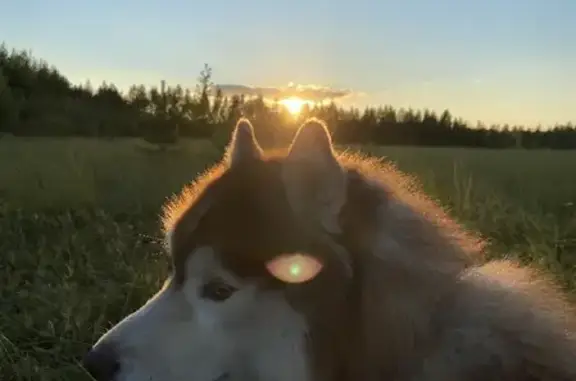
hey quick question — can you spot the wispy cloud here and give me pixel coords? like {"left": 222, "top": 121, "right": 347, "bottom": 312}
{"left": 211, "top": 83, "right": 357, "bottom": 103}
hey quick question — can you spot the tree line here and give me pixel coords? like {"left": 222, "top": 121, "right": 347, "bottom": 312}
{"left": 1, "top": 43, "right": 575, "bottom": 149}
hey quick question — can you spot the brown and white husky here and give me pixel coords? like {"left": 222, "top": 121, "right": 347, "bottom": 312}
{"left": 84, "top": 117, "right": 576, "bottom": 381}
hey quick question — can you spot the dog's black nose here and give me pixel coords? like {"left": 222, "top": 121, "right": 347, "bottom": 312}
{"left": 83, "top": 343, "right": 120, "bottom": 381}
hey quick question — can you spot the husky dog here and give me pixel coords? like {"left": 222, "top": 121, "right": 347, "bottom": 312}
{"left": 83, "top": 118, "right": 576, "bottom": 381}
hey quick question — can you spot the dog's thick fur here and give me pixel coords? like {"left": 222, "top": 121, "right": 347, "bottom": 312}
{"left": 85, "top": 117, "right": 576, "bottom": 381}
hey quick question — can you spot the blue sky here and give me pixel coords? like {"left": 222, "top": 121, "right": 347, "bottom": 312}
{"left": 1, "top": 0, "right": 574, "bottom": 127}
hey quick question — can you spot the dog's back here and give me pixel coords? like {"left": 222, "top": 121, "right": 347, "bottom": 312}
{"left": 413, "top": 259, "right": 576, "bottom": 380}
{"left": 335, "top": 153, "right": 576, "bottom": 381}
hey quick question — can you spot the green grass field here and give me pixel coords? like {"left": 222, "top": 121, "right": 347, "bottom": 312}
{"left": 1, "top": 137, "right": 575, "bottom": 380}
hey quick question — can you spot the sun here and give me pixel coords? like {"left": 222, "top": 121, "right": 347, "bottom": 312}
{"left": 279, "top": 97, "right": 308, "bottom": 116}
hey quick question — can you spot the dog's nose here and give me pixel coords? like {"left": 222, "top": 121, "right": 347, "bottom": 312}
{"left": 83, "top": 343, "right": 120, "bottom": 381}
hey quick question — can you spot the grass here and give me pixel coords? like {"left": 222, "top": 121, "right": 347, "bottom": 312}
{"left": 1, "top": 137, "right": 575, "bottom": 380}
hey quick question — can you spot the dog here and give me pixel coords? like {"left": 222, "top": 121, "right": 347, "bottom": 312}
{"left": 83, "top": 117, "right": 576, "bottom": 381}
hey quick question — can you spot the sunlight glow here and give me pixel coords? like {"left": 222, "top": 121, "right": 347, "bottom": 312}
{"left": 279, "top": 97, "right": 308, "bottom": 116}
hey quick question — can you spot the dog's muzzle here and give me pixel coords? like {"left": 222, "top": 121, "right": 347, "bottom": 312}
{"left": 83, "top": 342, "right": 120, "bottom": 381}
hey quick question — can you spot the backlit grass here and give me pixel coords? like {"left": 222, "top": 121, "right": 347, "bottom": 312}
{"left": 1, "top": 138, "right": 575, "bottom": 380}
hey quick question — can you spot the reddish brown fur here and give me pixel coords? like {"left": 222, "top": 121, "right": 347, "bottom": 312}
{"left": 162, "top": 118, "right": 576, "bottom": 381}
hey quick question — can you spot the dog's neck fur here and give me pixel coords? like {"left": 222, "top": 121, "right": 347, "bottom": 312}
{"left": 334, "top": 162, "right": 475, "bottom": 380}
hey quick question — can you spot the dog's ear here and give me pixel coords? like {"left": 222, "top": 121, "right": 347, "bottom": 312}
{"left": 226, "top": 118, "right": 263, "bottom": 166}
{"left": 282, "top": 118, "right": 346, "bottom": 234}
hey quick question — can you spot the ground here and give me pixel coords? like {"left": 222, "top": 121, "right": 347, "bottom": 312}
{"left": 1, "top": 137, "right": 575, "bottom": 381}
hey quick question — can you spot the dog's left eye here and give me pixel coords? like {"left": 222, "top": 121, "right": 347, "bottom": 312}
{"left": 201, "top": 279, "right": 238, "bottom": 302}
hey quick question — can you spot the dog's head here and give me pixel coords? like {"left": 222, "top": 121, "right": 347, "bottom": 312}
{"left": 83, "top": 118, "right": 373, "bottom": 381}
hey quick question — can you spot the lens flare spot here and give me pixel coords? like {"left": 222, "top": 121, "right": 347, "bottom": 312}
{"left": 290, "top": 263, "right": 302, "bottom": 276}
{"left": 266, "top": 253, "right": 323, "bottom": 284}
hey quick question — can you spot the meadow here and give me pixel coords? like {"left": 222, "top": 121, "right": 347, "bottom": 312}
{"left": 1, "top": 137, "right": 575, "bottom": 381}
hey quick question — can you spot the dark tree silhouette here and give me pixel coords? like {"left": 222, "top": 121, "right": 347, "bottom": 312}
{"left": 1, "top": 43, "right": 575, "bottom": 149}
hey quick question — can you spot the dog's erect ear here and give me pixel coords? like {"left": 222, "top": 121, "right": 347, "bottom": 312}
{"left": 282, "top": 118, "right": 347, "bottom": 234}
{"left": 226, "top": 118, "right": 263, "bottom": 166}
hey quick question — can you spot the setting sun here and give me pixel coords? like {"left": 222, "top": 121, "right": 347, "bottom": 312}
{"left": 279, "top": 97, "right": 308, "bottom": 116}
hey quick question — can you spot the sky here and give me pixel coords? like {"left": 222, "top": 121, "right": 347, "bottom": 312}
{"left": 1, "top": 0, "right": 575, "bottom": 127}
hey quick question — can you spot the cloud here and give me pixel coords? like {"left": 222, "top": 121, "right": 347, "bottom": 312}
{"left": 211, "top": 83, "right": 356, "bottom": 103}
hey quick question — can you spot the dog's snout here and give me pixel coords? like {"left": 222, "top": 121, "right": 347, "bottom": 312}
{"left": 83, "top": 343, "right": 120, "bottom": 381}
